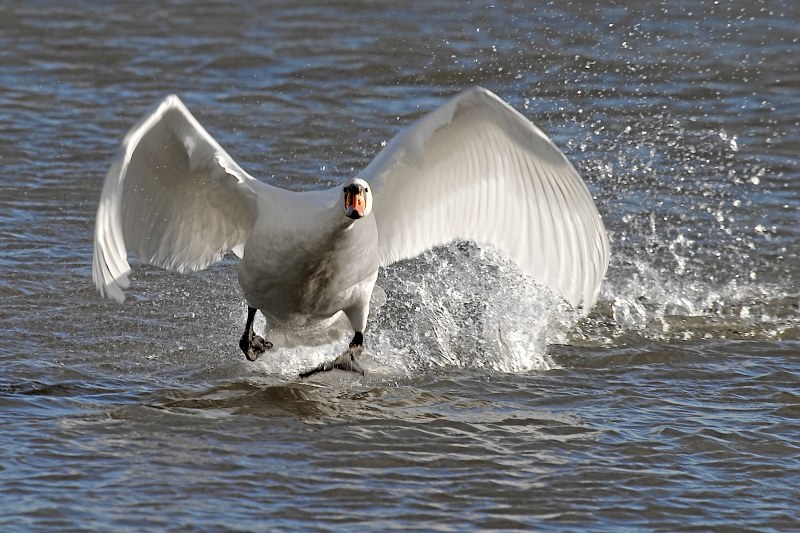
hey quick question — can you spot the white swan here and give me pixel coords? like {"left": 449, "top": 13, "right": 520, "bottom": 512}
{"left": 92, "top": 87, "right": 609, "bottom": 376}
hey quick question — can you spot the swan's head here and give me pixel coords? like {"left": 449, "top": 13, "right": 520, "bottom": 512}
{"left": 342, "top": 178, "right": 372, "bottom": 220}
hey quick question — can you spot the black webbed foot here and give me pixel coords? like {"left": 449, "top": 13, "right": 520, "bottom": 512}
{"left": 240, "top": 306, "right": 272, "bottom": 362}
{"left": 240, "top": 334, "right": 272, "bottom": 362}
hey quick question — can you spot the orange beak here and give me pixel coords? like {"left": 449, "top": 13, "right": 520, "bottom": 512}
{"left": 345, "top": 189, "right": 366, "bottom": 219}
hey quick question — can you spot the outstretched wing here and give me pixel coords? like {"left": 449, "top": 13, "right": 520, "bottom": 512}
{"left": 362, "top": 87, "right": 609, "bottom": 313}
{"left": 92, "top": 95, "right": 275, "bottom": 302}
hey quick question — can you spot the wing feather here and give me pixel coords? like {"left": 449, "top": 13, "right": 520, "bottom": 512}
{"left": 362, "top": 87, "right": 610, "bottom": 312}
{"left": 92, "top": 95, "right": 274, "bottom": 302}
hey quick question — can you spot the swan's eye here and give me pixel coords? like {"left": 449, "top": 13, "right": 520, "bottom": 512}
{"left": 365, "top": 187, "right": 370, "bottom": 193}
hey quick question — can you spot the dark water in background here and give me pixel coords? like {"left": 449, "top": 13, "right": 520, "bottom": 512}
{"left": 1, "top": 0, "right": 799, "bottom": 530}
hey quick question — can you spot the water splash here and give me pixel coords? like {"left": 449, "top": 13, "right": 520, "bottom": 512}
{"left": 371, "top": 243, "right": 571, "bottom": 373}
{"left": 568, "top": 106, "right": 799, "bottom": 345}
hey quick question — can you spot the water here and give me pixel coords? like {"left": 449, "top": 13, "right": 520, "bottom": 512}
{"left": 1, "top": 0, "right": 799, "bottom": 530}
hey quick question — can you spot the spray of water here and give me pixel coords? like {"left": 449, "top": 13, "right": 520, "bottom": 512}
{"left": 570, "top": 109, "right": 799, "bottom": 345}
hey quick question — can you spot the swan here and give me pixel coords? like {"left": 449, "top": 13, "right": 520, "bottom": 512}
{"left": 92, "top": 87, "right": 610, "bottom": 377}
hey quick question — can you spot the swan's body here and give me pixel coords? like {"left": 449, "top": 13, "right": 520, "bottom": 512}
{"left": 93, "top": 87, "right": 610, "bottom": 375}
{"left": 237, "top": 186, "right": 378, "bottom": 337}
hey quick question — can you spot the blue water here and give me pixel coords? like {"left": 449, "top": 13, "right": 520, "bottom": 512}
{"left": 1, "top": 1, "right": 798, "bottom": 530}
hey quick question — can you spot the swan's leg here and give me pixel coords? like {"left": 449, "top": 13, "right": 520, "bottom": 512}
{"left": 239, "top": 306, "right": 271, "bottom": 361}
{"left": 299, "top": 332, "right": 365, "bottom": 378}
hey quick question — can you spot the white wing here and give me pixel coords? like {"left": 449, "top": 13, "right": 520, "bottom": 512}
{"left": 362, "top": 87, "right": 610, "bottom": 313}
{"left": 92, "top": 95, "right": 274, "bottom": 302}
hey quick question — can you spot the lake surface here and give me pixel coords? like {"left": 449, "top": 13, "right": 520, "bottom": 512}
{"left": 1, "top": 1, "right": 799, "bottom": 530}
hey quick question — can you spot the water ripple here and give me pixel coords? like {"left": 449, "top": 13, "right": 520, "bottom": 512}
{"left": 1, "top": 0, "right": 799, "bottom": 530}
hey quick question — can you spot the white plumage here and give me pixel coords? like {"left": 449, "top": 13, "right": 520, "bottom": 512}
{"left": 92, "top": 87, "right": 609, "bottom": 375}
